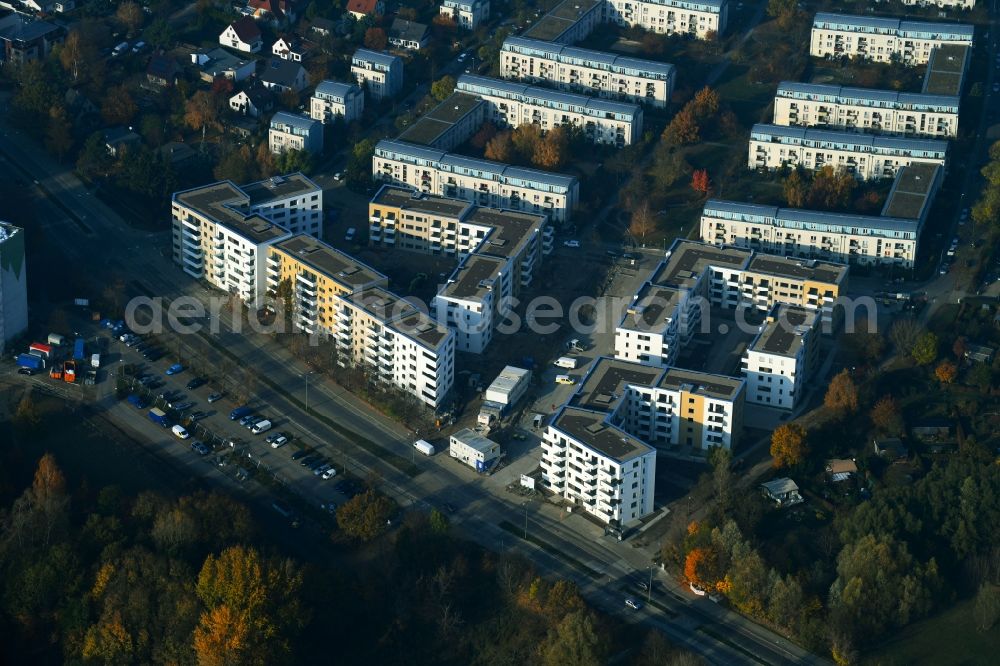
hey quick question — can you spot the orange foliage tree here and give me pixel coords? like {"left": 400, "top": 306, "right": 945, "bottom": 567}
{"left": 770, "top": 423, "right": 807, "bottom": 468}
{"left": 935, "top": 360, "right": 958, "bottom": 384}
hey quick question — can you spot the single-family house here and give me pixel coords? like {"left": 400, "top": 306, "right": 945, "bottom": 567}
{"left": 965, "top": 343, "right": 996, "bottom": 364}
{"left": 346, "top": 0, "right": 384, "bottom": 20}
{"left": 873, "top": 437, "right": 909, "bottom": 462}
{"left": 219, "top": 15, "right": 263, "bottom": 54}
{"left": 248, "top": 0, "right": 299, "bottom": 25}
{"left": 310, "top": 18, "right": 336, "bottom": 38}
{"left": 158, "top": 142, "right": 198, "bottom": 166}
{"left": 388, "top": 19, "right": 429, "bottom": 50}
{"left": 760, "top": 478, "right": 803, "bottom": 506}
{"left": 230, "top": 82, "right": 275, "bottom": 118}
{"left": 260, "top": 58, "right": 307, "bottom": 93}
{"left": 191, "top": 47, "right": 256, "bottom": 83}
{"left": 103, "top": 126, "right": 142, "bottom": 157}
{"left": 911, "top": 418, "right": 952, "bottom": 441}
{"left": 825, "top": 459, "right": 858, "bottom": 482}
{"left": 272, "top": 35, "right": 311, "bottom": 61}
{"left": 146, "top": 53, "right": 180, "bottom": 88}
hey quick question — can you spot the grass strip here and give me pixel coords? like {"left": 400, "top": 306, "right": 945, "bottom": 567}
{"left": 498, "top": 520, "right": 602, "bottom": 579}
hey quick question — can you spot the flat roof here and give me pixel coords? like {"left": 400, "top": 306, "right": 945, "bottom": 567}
{"left": 451, "top": 427, "right": 499, "bottom": 452}
{"left": 398, "top": 92, "right": 483, "bottom": 146}
{"left": 523, "top": 0, "right": 602, "bottom": 41}
{"left": 553, "top": 406, "right": 653, "bottom": 462}
{"left": 273, "top": 234, "right": 386, "bottom": 290}
{"left": 440, "top": 254, "right": 505, "bottom": 301}
{"left": 467, "top": 207, "right": 544, "bottom": 259}
{"left": 619, "top": 284, "right": 681, "bottom": 333}
{"left": 882, "top": 162, "right": 940, "bottom": 219}
{"left": 657, "top": 368, "right": 744, "bottom": 401}
{"left": 574, "top": 357, "right": 665, "bottom": 412}
{"left": 746, "top": 254, "right": 848, "bottom": 285}
{"left": 371, "top": 184, "right": 472, "bottom": 218}
{"left": 393, "top": 309, "right": 450, "bottom": 348}
{"left": 347, "top": 286, "right": 418, "bottom": 321}
{"left": 242, "top": 173, "right": 320, "bottom": 205}
{"left": 749, "top": 305, "right": 818, "bottom": 357}
{"left": 923, "top": 44, "right": 969, "bottom": 96}
{"left": 654, "top": 240, "right": 750, "bottom": 289}
{"left": 175, "top": 182, "right": 288, "bottom": 243}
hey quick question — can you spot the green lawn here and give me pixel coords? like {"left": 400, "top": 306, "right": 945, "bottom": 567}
{"left": 864, "top": 598, "right": 998, "bottom": 666}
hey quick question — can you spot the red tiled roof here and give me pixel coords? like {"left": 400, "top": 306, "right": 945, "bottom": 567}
{"left": 229, "top": 15, "right": 261, "bottom": 42}
{"left": 347, "top": 0, "right": 380, "bottom": 15}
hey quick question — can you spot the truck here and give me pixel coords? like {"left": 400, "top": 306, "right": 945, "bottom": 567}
{"left": 478, "top": 400, "right": 504, "bottom": 428}
{"left": 16, "top": 353, "right": 45, "bottom": 371}
{"left": 414, "top": 440, "right": 436, "bottom": 456}
{"left": 554, "top": 356, "right": 578, "bottom": 369}
{"left": 63, "top": 360, "right": 77, "bottom": 383}
{"left": 148, "top": 408, "right": 170, "bottom": 427}
{"left": 73, "top": 338, "right": 86, "bottom": 362}
{"left": 29, "top": 342, "right": 53, "bottom": 359}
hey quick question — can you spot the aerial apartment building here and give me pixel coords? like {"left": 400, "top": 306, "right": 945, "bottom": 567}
{"left": 268, "top": 112, "right": 323, "bottom": 155}
{"left": 604, "top": 0, "right": 729, "bottom": 39}
{"left": 523, "top": 0, "right": 605, "bottom": 44}
{"left": 741, "top": 304, "right": 820, "bottom": 411}
{"left": 891, "top": 0, "right": 976, "bottom": 10}
{"left": 810, "top": 13, "right": 973, "bottom": 65}
{"left": 0, "top": 223, "right": 28, "bottom": 355}
{"left": 309, "top": 80, "right": 365, "bottom": 124}
{"left": 372, "top": 139, "right": 580, "bottom": 222}
{"left": 772, "top": 81, "right": 960, "bottom": 138}
{"left": 499, "top": 36, "right": 675, "bottom": 108}
{"left": 438, "top": 0, "right": 490, "bottom": 29}
{"left": 748, "top": 123, "right": 948, "bottom": 180}
{"left": 701, "top": 161, "right": 941, "bottom": 268}
{"left": 367, "top": 185, "right": 551, "bottom": 353}
{"left": 171, "top": 174, "right": 323, "bottom": 305}
{"left": 614, "top": 240, "right": 847, "bottom": 368}
{"left": 351, "top": 48, "right": 403, "bottom": 100}
{"left": 335, "top": 286, "right": 455, "bottom": 408}
{"left": 397, "top": 92, "right": 486, "bottom": 151}
{"left": 455, "top": 74, "right": 644, "bottom": 146}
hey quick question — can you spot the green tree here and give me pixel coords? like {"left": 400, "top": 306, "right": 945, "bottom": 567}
{"left": 540, "top": 610, "right": 606, "bottom": 666}
{"left": 77, "top": 131, "right": 114, "bottom": 179}
{"left": 431, "top": 75, "right": 457, "bottom": 101}
{"left": 912, "top": 332, "right": 939, "bottom": 366}
{"left": 973, "top": 583, "right": 1000, "bottom": 632}
{"left": 336, "top": 489, "right": 394, "bottom": 541}
{"left": 429, "top": 508, "right": 450, "bottom": 534}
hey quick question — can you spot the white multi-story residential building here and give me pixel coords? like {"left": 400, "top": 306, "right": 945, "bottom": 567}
{"left": 701, "top": 162, "right": 942, "bottom": 268}
{"left": 171, "top": 174, "right": 323, "bottom": 305}
{"left": 398, "top": 92, "right": 485, "bottom": 150}
{"left": 605, "top": 0, "right": 729, "bottom": 39}
{"left": 741, "top": 304, "right": 819, "bottom": 411}
{"left": 748, "top": 123, "right": 948, "bottom": 180}
{"left": 773, "top": 81, "right": 959, "bottom": 138}
{"left": 523, "top": 0, "right": 605, "bottom": 44}
{"left": 268, "top": 112, "right": 323, "bottom": 155}
{"left": 439, "top": 0, "right": 490, "bottom": 29}
{"left": 894, "top": 0, "right": 975, "bottom": 9}
{"left": 0, "top": 222, "right": 28, "bottom": 354}
{"left": 335, "top": 286, "right": 455, "bottom": 408}
{"left": 372, "top": 139, "right": 580, "bottom": 222}
{"left": 810, "top": 13, "right": 973, "bottom": 64}
{"left": 351, "top": 48, "right": 403, "bottom": 100}
{"left": 456, "top": 74, "right": 643, "bottom": 146}
{"left": 499, "top": 36, "right": 675, "bottom": 109}
{"left": 367, "top": 185, "right": 550, "bottom": 353}
{"left": 310, "top": 80, "right": 365, "bottom": 124}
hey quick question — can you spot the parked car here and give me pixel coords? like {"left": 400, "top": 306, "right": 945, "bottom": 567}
{"left": 555, "top": 374, "right": 576, "bottom": 385}
{"left": 345, "top": 227, "right": 356, "bottom": 242}
{"left": 170, "top": 401, "right": 193, "bottom": 412}
{"left": 290, "top": 449, "right": 310, "bottom": 461}
{"left": 230, "top": 405, "right": 252, "bottom": 420}
{"left": 190, "top": 441, "right": 211, "bottom": 455}
{"left": 186, "top": 377, "right": 207, "bottom": 390}
{"left": 300, "top": 455, "right": 320, "bottom": 467}
{"left": 321, "top": 467, "right": 337, "bottom": 480}
{"left": 267, "top": 433, "right": 289, "bottom": 448}
{"left": 172, "top": 425, "right": 190, "bottom": 439}
{"left": 165, "top": 363, "right": 184, "bottom": 375}
{"left": 207, "top": 392, "right": 224, "bottom": 403}
{"left": 251, "top": 419, "right": 272, "bottom": 435}
{"left": 563, "top": 240, "right": 580, "bottom": 248}
{"left": 188, "top": 411, "right": 208, "bottom": 422}
{"left": 239, "top": 414, "right": 259, "bottom": 427}
{"left": 314, "top": 463, "right": 332, "bottom": 476}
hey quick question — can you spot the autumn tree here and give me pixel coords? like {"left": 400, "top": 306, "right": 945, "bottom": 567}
{"left": 783, "top": 169, "right": 807, "bottom": 207}
{"left": 662, "top": 108, "right": 699, "bottom": 146}
{"left": 912, "top": 332, "right": 939, "bottom": 366}
{"left": 185, "top": 90, "right": 221, "bottom": 143}
{"left": 629, "top": 201, "right": 656, "bottom": 242}
{"left": 935, "top": 360, "right": 958, "bottom": 384}
{"left": 532, "top": 127, "right": 568, "bottom": 169}
{"left": 844, "top": 329, "right": 886, "bottom": 365}
{"left": 824, "top": 369, "right": 859, "bottom": 416}
{"left": 116, "top": 1, "right": 144, "bottom": 36}
{"left": 336, "top": 489, "right": 394, "bottom": 542}
{"left": 684, "top": 546, "right": 720, "bottom": 588}
{"left": 870, "top": 395, "right": 903, "bottom": 435}
{"left": 770, "top": 423, "right": 807, "bottom": 468}
{"left": 13, "top": 392, "right": 41, "bottom": 430}
{"left": 807, "top": 165, "right": 856, "bottom": 210}
{"left": 690, "top": 86, "right": 720, "bottom": 118}
{"left": 511, "top": 124, "right": 542, "bottom": 161}
{"left": 690, "top": 168, "right": 710, "bottom": 194}
{"left": 540, "top": 610, "right": 606, "bottom": 666}
{"left": 470, "top": 121, "right": 497, "bottom": 149}
{"left": 484, "top": 132, "right": 513, "bottom": 162}
{"left": 101, "top": 85, "right": 138, "bottom": 125}
{"left": 431, "top": 75, "right": 457, "bottom": 101}
{"left": 45, "top": 104, "right": 73, "bottom": 162}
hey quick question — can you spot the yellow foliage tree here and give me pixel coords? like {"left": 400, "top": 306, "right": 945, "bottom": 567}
{"left": 193, "top": 604, "right": 250, "bottom": 666}
{"left": 770, "top": 423, "right": 807, "bottom": 468}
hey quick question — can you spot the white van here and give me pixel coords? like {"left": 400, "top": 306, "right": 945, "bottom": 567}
{"left": 131, "top": 41, "right": 146, "bottom": 54}
{"left": 172, "top": 425, "right": 190, "bottom": 439}
{"left": 414, "top": 439, "right": 435, "bottom": 456}
{"left": 251, "top": 419, "right": 273, "bottom": 434}
{"left": 91, "top": 353, "right": 101, "bottom": 369}
{"left": 554, "top": 356, "right": 578, "bottom": 369}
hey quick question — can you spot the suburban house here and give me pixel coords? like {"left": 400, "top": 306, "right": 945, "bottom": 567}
{"left": 219, "top": 15, "right": 263, "bottom": 53}
{"left": 873, "top": 437, "right": 909, "bottom": 462}
{"left": 911, "top": 417, "right": 956, "bottom": 453}
{"left": 965, "top": 343, "right": 996, "bottom": 364}
{"left": 760, "top": 478, "right": 803, "bottom": 506}
{"left": 347, "top": 0, "right": 385, "bottom": 20}
{"left": 248, "top": 0, "right": 299, "bottom": 25}
{"left": 272, "top": 35, "right": 311, "bottom": 61}
{"left": 268, "top": 111, "right": 322, "bottom": 154}
{"left": 158, "top": 142, "right": 198, "bottom": 166}
{"left": 388, "top": 19, "right": 429, "bottom": 50}
{"left": 260, "top": 58, "right": 308, "bottom": 93}
{"left": 103, "top": 126, "right": 142, "bottom": 157}
{"left": 825, "top": 459, "right": 858, "bottom": 482}
{"left": 230, "top": 82, "right": 274, "bottom": 118}
{"left": 146, "top": 53, "right": 180, "bottom": 88}
{"left": 0, "top": 13, "right": 65, "bottom": 66}
{"left": 191, "top": 47, "right": 256, "bottom": 82}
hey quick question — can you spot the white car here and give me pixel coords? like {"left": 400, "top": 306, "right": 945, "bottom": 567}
{"left": 563, "top": 240, "right": 580, "bottom": 248}
{"left": 269, "top": 434, "right": 289, "bottom": 448}
{"left": 172, "top": 425, "right": 190, "bottom": 439}
{"left": 625, "top": 598, "right": 642, "bottom": 610}
{"left": 345, "top": 227, "right": 356, "bottom": 242}
{"left": 322, "top": 467, "right": 337, "bottom": 480}
{"left": 314, "top": 463, "right": 332, "bottom": 476}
